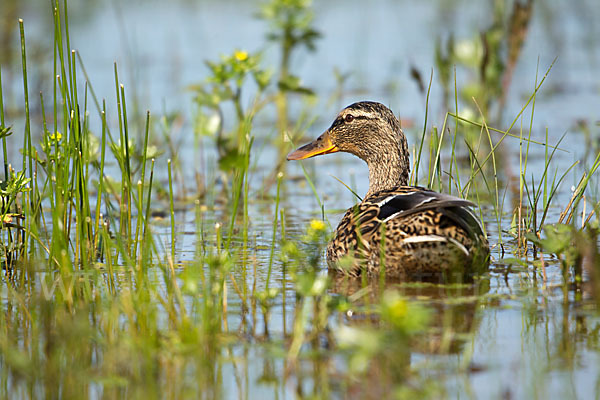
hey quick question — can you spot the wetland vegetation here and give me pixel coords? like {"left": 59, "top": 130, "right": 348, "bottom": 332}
{"left": 1, "top": 0, "right": 600, "bottom": 398}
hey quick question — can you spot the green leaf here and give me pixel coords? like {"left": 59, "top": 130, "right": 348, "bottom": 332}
{"left": 0, "top": 125, "right": 13, "bottom": 139}
{"left": 194, "top": 112, "right": 221, "bottom": 137}
{"left": 253, "top": 68, "right": 272, "bottom": 91}
{"left": 218, "top": 148, "right": 246, "bottom": 172}
{"left": 278, "top": 74, "right": 314, "bottom": 95}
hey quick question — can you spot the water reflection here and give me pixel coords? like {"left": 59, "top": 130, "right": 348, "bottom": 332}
{"left": 331, "top": 273, "right": 489, "bottom": 355}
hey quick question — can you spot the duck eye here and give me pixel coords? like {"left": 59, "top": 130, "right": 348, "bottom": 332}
{"left": 344, "top": 114, "right": 354, "bottom": 123}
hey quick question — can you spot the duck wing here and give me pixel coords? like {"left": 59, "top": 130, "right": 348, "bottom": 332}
{"left": 328, "top": 186, "right": 488, "bottom": 277}
{"left": 358, "top": 186, "right": 483, "bottom": 239}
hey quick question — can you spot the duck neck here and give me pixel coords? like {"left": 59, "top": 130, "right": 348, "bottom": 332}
{"left": 365, "top": 136, "right": 409, "bottom": 198}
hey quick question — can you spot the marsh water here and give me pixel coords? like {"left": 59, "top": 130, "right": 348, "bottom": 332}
{"left": 2, "top": 0, "right": 600, "bottom": 398}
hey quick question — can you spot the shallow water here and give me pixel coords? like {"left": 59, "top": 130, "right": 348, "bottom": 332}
{"left": 2, "top": 0, "right": 600, "bottom": 398}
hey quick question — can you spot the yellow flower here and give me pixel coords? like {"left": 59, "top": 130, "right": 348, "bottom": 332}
{"left": 310, "top": 219, "right": 326, "bottom": 231}
{"left": 234, "top": 50, "right": 249, "bottom": 62}
{"left": 388, "top": 297, "right": 408, "bottom": 319}
{"left": 49, "top": 131, "right": 62, "bottom": 141}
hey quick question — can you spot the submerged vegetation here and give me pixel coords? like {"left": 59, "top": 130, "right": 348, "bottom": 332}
{"left": 0, "top": 0, "right": 599, "bottom": 398}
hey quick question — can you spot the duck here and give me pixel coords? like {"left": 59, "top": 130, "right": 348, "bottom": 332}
{"left": 287, "top": 101, "right": 489, "bottom": 280}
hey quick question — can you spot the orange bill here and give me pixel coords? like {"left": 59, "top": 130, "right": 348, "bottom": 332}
{"left": 287, "top": 132, "right": 340, "bottom": 160}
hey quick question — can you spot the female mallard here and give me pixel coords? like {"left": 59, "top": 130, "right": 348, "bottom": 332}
{"left": 288, "top": 101, "right": 489, "bottom": 280}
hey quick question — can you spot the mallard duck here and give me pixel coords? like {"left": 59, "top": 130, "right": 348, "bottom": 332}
{"left": 287, "top": 101, "right": 489, "bottom": 280}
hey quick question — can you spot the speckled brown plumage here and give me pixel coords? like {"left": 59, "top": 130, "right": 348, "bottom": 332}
{"left": 287, "top": 101, "right": 490, "bottom": 279}
{"left": 326, "top": 186, "right": 489, "bottom": 279}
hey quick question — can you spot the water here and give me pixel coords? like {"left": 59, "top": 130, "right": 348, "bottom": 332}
{"left": 2, "top": 0, "right": 600, "bottom": 398}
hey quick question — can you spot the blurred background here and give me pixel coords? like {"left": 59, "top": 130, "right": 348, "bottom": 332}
{"left": 1, "top": 0, "right": 598, "bottom": 135}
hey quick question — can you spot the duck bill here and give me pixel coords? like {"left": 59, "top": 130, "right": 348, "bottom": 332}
{"left": 287, "top": 132, "right": 339, "bottom": 161}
